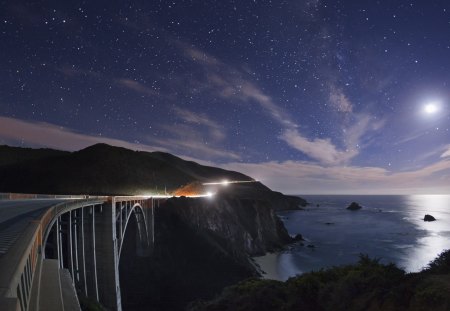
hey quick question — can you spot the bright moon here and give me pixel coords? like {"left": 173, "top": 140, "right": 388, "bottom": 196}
{"left": 424, "top": 103, "right": 438, "bottom": 114}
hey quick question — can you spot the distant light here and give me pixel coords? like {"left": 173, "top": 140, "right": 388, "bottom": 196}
{"left": 202, "top": 180, "right": 259, "bottom": 186}
{"left": 206, "top": 192, "right": 214, "bottom": 198}
{"left": 424, "top": 102, "right": 438, "bottom": 114}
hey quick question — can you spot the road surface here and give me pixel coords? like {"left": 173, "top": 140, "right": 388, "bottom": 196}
{"left": 0, "top": 199, "right": 66, "bottom": 256}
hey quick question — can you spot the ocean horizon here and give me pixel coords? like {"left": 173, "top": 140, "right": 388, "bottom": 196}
{"left": 255, "top": 194, "right": 450, "bottom": 281}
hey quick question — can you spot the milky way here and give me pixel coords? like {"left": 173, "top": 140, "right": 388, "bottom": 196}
{"left": 1, "top": 1, "right": 449, "bottom": 194}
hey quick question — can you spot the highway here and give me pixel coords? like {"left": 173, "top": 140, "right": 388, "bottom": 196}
{"left": 0, "top": 199, "right": 66, "bottom": 256}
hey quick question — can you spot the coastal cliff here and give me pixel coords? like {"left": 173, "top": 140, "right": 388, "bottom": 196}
{"left": 120, "top": 194, "right": 295, "bottom": 310}
{"left": 164, "top": 194, "right": 293, "bottom": 256}
{"left": 0, "top": 143, "right": 306, "bottom": 310}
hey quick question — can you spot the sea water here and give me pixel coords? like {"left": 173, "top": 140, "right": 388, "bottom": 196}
{"left": 254, "top": 195, "right": 450, "bottom": 281}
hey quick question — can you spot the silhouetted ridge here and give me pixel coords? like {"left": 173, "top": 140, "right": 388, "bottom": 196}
{"left": 0, "top": 145, "right": 68, "bottom": 167}
{"left": 0, "top": 143, "right": 304, "bottom": 208}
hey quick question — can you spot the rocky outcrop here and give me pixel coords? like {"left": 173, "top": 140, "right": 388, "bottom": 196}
{"left": 219, "top": 183, "right": 308, "bottom": 211}
{"left": 424, "top": 214, "right": 436, "bottom": 222}
{"left": 162, "top": 194, "right": 293, "bottom": 256}
{"left": 347, "top": 202, "right": 362, "bottom": 211}
{"left": 120, "top": 194, "right": 296, "bottom": 311}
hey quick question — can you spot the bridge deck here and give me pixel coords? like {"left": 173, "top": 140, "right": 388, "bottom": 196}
{"left": 0, "top": 194, "right": 166, "bottom": 311}
{"left": 0, "top": 199, "right": 66, "bottom": 256}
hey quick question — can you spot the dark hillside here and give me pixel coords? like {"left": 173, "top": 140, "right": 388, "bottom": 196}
{"left": 0, "top": 145, "right": 68, "bottom": 167}
{"left": 0, "top": 144, "right": 248, "bottom": 195}
{"left": 189, "top": 250, "right": 450, "bottom": 311}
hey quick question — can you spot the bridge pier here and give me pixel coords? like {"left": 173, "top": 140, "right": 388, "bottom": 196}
{"left": 95, "top": 201, "right": 121, "bottom": 311}
{"left": 0, "top": 196, "right": 162, "bottom": 311}
{"left": 82, "top": 205, "right": 99, "bottom": 301}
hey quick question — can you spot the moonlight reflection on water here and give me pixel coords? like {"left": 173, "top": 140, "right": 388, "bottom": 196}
{"left": 400, "top": 195, "right": 450, "bottom": 271}
{"left": 257, "top": 195, "right": 450, "bottom": 281}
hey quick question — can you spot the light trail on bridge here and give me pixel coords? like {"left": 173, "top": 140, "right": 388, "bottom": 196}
{"left": 202, "top": 179, "right": 258, "bottom": 186}
{"left": 0, "top": 192, "right": 218, "bottom": 311}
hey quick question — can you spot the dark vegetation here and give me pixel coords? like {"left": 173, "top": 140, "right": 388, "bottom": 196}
{"left": 0, "top": 144, "right": 307, "bottom": 210}
{"left": 0, "top": 145, "right": 68, "bottom": 166}
{"left": 189, "top": 250, "right": 450, "bottom": 311}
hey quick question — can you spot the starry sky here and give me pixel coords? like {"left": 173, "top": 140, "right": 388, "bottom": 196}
{"left": 1, "top": 0, "right": 450, "bottom": 194}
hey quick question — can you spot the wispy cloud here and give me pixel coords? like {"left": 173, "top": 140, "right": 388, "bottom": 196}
{"left": 58, "top": 42, "right": 383, "bottom": 166}
{"left": 116, "top": 78, "right": 159, "bottom": 97}
{"left": 281, "top": 129, "right": 358, "bottom": 165}
{"left": 441, "top": 145, "right": 450, "bottom": 158}
{"left": 172, "top": 106, "right": 225, "bottom": 141}
{"left": 152, "top": 135, "right": 240, "bottom": 160}
{"left": 59, "top": 67, "right": 160, "bottom": 98}
{"left": 179, "top": 44, "right": 384, "bottom": 166}
{"left": 0, "top": 116, "right": 166, "bottom": 152}
{"left": 224, "top": 158, "right": 450, "bottom": 194}
{"left": 182, "top": 45, "right": 296, "bottom": 128}
{"left": 145, "top": 107, "right": 239, "bottom": 160}
{"left": 2, "top": 115, "right": 448, "bottom": 194}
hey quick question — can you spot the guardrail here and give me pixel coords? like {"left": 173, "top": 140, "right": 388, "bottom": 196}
{"left": 0, "top": 193, "right": 105, "bottom": 200}
{"left": 0, "top": 198, "right": 107, "bottom": 311}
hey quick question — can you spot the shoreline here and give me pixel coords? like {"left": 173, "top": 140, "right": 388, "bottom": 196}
{"left": 252, "top": 251, "right": 302, "bottom": 281}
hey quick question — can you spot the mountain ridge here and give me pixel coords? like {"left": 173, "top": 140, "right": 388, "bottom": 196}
{"left": 0, "top": 143, "right": 306, "bottom": 209}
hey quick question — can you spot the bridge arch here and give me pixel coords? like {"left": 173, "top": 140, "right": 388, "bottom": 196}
{"left": 116, "top": 202, "right": 150, "bottom": 260}
{"left": 0, "top": 196, "right": 159, "bottom": 311}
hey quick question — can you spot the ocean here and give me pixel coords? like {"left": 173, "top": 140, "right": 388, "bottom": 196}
{"left": 254, "top": 195, "right": 450, "bottom": 281}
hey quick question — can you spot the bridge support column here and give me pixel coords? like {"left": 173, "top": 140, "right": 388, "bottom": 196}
{"left": 71, "top": 208, "right": 86, "bottom": 298}
{"left": 95, "top": 201, "right": 121, "bottom": 311}
{"left": 83, "top": 205, "right": 99, "bottom": 301}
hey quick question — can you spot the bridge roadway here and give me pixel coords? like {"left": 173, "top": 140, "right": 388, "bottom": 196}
{"left": 0, "top": 200, "right": 66, "bottom": 256}
{"left": 0, "top": 194, "right": 169, "bottom": 311}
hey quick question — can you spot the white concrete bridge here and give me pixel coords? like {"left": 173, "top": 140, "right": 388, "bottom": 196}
{"left": 0, "top": 194, "right": 171, "bottom": 311}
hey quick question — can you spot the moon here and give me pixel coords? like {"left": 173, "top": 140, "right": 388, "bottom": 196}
{"left": 424, "top": 102, "right": 438, "bottom": 114}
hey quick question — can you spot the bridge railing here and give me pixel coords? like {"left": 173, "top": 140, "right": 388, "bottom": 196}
{"left": 0, "top": 198, "right": 107, "bottom": 311}
{"left": 0, "top": 193, "right": 106, "bottom": 200}
{"left": 0, "top": 219, "right": 42, "bottom": 310}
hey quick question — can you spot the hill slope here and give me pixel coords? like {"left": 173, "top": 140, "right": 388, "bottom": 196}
{"left": 0, "top": 143, "right": 251, "bottom": 195}
{"left": 0, "top": 144, "right": 307, "bottom": 210}
{"left": 0, "top": 145, "right": 68, "bottom": 167}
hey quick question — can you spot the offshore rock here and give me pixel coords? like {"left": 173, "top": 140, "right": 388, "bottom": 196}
{"left": 346, "top": 202, "right": 362, "bottom": 211}
{"left": 424, "top": 214, "right": 436, "bottom": 222}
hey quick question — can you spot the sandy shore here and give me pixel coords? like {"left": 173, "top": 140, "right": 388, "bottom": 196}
{"left": 252, "top": 252, "right": 283, "bottom": 280}
{"left": 252, "top": 251, "right": 302, "bottom": 281}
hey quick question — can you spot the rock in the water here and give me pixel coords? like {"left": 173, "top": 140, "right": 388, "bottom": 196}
{"left": 346, "top": 202, "right": 362, "bottom": 211}
{"left": 424, "top": 214, "right": 436, "bottom": 222}
{"left": 306, "top": 244, "right": 315, "bottom": 248}
{"left": 293, "top": 234, "right": 304, "bottom": 241}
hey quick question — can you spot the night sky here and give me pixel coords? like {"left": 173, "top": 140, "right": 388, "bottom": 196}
{"left": 1, "top": 1, "right": 450, "bottom": 194}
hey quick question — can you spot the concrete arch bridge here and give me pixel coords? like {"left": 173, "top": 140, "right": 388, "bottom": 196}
{"left": 0, "top": 195, "right": 167, "bottom": 311}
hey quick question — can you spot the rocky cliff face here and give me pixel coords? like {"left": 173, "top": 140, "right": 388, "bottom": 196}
{"left": 120, "top": 195, "right": 296, "bottom": 311}
{"left": 163, "top": 194, "right": 293, "bottom": 256}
